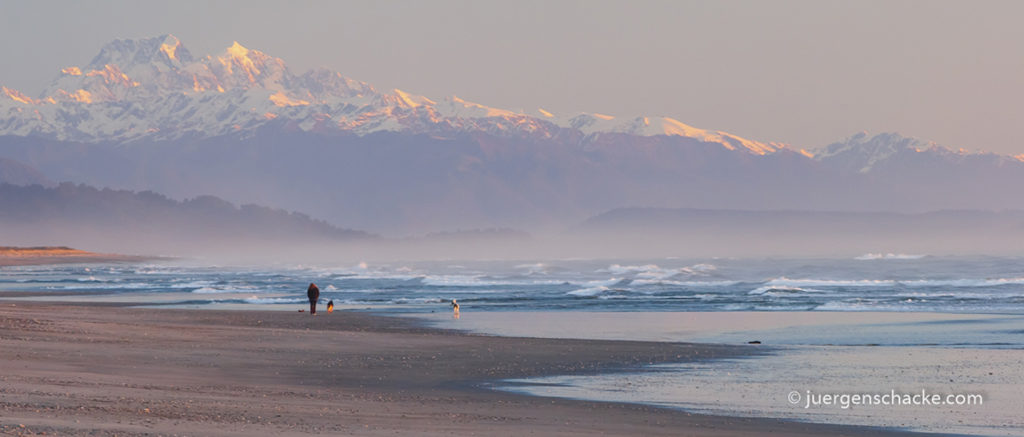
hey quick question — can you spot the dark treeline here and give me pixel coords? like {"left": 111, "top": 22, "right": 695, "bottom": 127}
{"left": 0, "top": 182, "right": 372, "bottom": 254}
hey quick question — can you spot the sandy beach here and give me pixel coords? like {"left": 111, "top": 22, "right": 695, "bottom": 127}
{"left": 0, "top": 247, "right": 152, "bottom": 267}
{"left": 0, "top": 301, "right": 946, "bottom": 436}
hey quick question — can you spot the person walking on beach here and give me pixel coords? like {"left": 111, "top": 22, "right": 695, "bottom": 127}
{"left": 307, "top": 283, "right": 320, "bottom": 315}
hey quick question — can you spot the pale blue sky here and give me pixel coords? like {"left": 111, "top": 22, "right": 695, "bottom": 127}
{"left": 2, "top": 0, "right": 1023, "bottom": 153}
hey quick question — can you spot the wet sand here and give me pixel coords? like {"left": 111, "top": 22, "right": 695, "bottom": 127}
{"left": 0, "top": 302, "right": 944, "bottom": 436}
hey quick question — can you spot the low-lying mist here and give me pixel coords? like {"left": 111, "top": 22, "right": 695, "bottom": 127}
{"left": 4, "top": 183, "right": 1024, "bottom": 264}
{"left": 5, "top": 213, "right": 1024, "bottom": 266}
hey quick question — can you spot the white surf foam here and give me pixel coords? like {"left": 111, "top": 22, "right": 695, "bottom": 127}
{"left": 766, "top": 276, "right": 1024, "bottom": 290}
{"left": 599, "top": 264, "right": 662, "bottom": 275}
{"left": 765, "top": 277, "right": 894, "bottom": 288}
{"left": 243, "top": 297, "right": 306, "bottom": 304}
{"left": 855, "top": 253, "right": 926, "bottom": 260}
{"left": 192, "top": 287, "right": 260, "bottom": 294}
{"left": 568, "top": 286, "right": 611, "bottom": 297}
{"left": 169, "top": 280, "right": 214, "bottom": 289}
{"left": 630, "top": 279, "right": 739, "bottom": 287}
{"left": 748, "top": 285, "right": 825, "bottom": 295}
{"left": 421, "top": 275, "right": 566, "bottom": 287}
{"left": 900, "top": 277, "right": 1024, "bottom": 288}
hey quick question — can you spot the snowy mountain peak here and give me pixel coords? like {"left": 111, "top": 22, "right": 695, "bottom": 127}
{"left": 820, "top": 132, "right": 932, "bottom": 157}
{"left": 0, "top": 35, "right": 789, "bottom": 155}
{"left": 434, "top": 95, "right": 518, "bottom": 118}
{"left": 814, "top": 132, "right": 968, "bottom": 173}
{"left": 294, "top": 68, "right": 375, "bottom": 100}
{"left": 393, "top": 89, "right": 434, "bottom": 108}
{"left": 206, "top": 41, "right": 289, "bottom": 91}
{"left": 225, "top": 41, "right": 249, "bottom": 59}
{"left": 159, "top": 35, "right": 182, "bottom": 61}
{"left": 218, "top": 40, "right": 266, "bottom": 78}
{"left": 87, "top": 34, "right": 192, "bottom": 71}
{"left": 552, "top": 113, "right": 784, "bottom": 154}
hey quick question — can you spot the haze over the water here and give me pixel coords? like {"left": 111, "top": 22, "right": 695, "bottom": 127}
{"left": 2, "top": 0, "right": 1023, "bottom": 154}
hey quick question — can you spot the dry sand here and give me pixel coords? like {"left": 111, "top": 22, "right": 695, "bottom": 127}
{"left": 0, "top": 302, "right": 943, "bottom": 436}
{"left": 0, "top": 247, "right": 151, "bottom": 267}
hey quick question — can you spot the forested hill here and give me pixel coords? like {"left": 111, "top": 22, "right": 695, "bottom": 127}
{"left": 0, "top": 182, "right": 371, "bottom": 254}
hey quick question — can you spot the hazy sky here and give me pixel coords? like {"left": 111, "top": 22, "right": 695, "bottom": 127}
{"left": 2, "top": 0, "right": 1023, "bottom": 153}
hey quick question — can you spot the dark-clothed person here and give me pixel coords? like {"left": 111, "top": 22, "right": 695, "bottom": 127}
{"left": 307, "top": 283, "right": 320, "bottom": 315}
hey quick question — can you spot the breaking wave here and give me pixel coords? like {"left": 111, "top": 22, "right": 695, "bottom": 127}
{"left": 748, "top": 285, "right": 825, "bottom": 295}
{"left": 567, "top": 286, "right": 611, "bottom": 297}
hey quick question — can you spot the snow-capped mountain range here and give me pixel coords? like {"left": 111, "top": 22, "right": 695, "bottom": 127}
{"left": 816, "top": 131, "right": 1023, "bottom": 172}
{"left": 0, "top": 34, "right": 786, "bottom": 154}
{"left": 3, "top": 35, "right": 1024, "bottom": 234}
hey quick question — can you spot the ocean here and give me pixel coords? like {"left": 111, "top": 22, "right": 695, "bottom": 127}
{"left": 4, "top": 254, "right": 1024, "bottom": 314}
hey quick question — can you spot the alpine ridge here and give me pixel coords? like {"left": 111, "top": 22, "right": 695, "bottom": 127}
{"left": 0, "top": 35, "right": 787, "bottom": 154}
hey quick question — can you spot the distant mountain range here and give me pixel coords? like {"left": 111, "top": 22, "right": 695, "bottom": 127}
{"left": 2, "top": 35, "right": 1024, "bottom": 235}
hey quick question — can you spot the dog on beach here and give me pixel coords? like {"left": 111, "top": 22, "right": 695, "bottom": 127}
{"left": 327, "top": 299, "right": 334, "bottom": 313}
{"left": 451, "top": 299, "right": 460, "bottom": 316}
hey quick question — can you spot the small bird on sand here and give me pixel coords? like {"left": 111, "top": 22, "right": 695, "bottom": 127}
{"left": 327, "top": 300, "right": 334, "bottom": 313}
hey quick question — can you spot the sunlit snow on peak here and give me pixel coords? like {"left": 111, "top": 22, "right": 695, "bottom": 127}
{"left": 225, "top": 41, "right": 250, "bottom": 59}
{"left": 2, "top": 86, "right": 36, "bottom": 105}
{"left": 0, "top": 34, "right": 794, "bottom": 153}
{"left": 160, "top": 42, "right": 179, "bottom": 61}
{"left": 439, "top": 96, "right": 518, "bottom": 118}
{"left": 393, "top": 89, "right": 435, "bottom": 108}
{"left": 268, "top": 90, "right": 309, "bottom": 107}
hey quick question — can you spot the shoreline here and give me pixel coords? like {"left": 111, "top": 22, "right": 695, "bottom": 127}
{"left": 0, "top": 302, "right": 951, "bottom": 436}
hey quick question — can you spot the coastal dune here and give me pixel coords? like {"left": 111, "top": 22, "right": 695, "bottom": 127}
{"left": 0, "top": 303, "right": 931, "bottom": 436}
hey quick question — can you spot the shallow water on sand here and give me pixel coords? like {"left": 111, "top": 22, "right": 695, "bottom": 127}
{"left": 415, "top": 310, "right": 1024, "bottom": 348}
{"left": 497, "top": 345, "right": 1023, "bottom": 436}
{"left": 416, "top": 311, "right": 1024, "bottom": 436}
